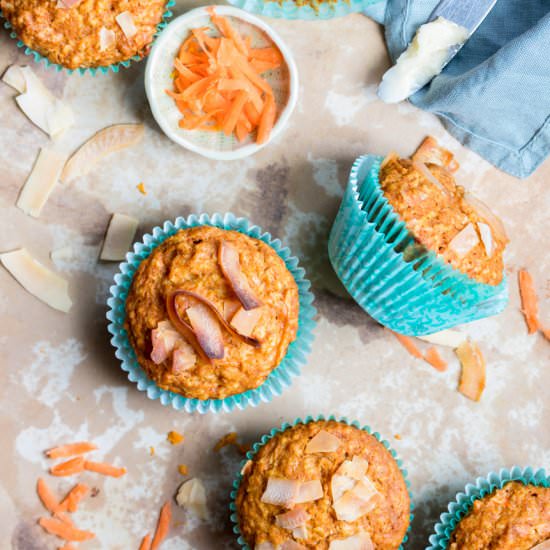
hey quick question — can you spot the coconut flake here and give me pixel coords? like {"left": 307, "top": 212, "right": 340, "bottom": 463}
{"left": 241, "top": 460, "right": 253, "bottom": 476}
{"left": 223, "top": 299, "right": 241, "bottom": 321}
{"left": 331, "top": 475, "right": 355, "bottom": 502}
{"left": 261, "top": 478, "right": 300, "bottom": 507}
{"left": 305, "top": 430, "right": 341, "bottom": 454}
{"left": 176, "top": 478, "right": 208, "bottom": 520}
{"left": 151, "top": 320, "right": 183, "bottom": 364}
{"left": 338, "top": 456, "right": 369, "bottom": 480}
{"left": 477, "top": 222, "right": 493, "bottom": 257}
{"left": 186, "top": 303, "right": 225, "bottom": 359}
{"left": 2, "top": 64, "right": 26, "bottom": 93}
{"left": 275, "top": 506, "right": 310, "bottom": 531}
{"left": 0, "top": 249, "right": 72, "bottom": 312}
{"left": 16, "top": 148, "right": 65, "bottom": 218}
{"left": 61, "top": 123, "right": 145, "bottom": 183}
{"left": 417, "top": 329, "right": 466, "bottom": 348}
{"left": 329, "top": 533, "right": 374, "bottom": 550}
{"left": 531, "top": 542, "right": 550, "bottom": 550}
{"left": 292, "top": 524, "right": 308, "bottom": 540}
{"left": 465, "top": 193, "right": 508, "bottom": 243}
{"left": 448, "top": 223, "right": 479, "bottom": 258}
{"left": 230, "top": 306, "right": 262, "bottom": 338}
{"left": 100, "top": 27, "right": 116, "bottom": 51}
{"left": 281, "top": 542, "right": 307, "bottom": 550}
{"left": 255, "top": 543, "right": 277, "bottom": 550}
{"left": 58, "top": 0, "right": 84, "bottom": 7}
{"left": 116, "top": 11, "right": 138, "bottom": 40}
{"left": 172, "top": 343, "right": 196, "bottom": 373}
{"left": 10, "top": 66, "right": 74, "bottom": 137}
{"left": 294, "top": 480, "right": 323, "bottom": 504}
{"left": 99, "top": 213, "right": 138, "bottom": 261}
{"left": 413, "top": 161, "right": 449, "bottom": 194}
{"left": 456, "top": 340, "right": 486, "bottom": 401}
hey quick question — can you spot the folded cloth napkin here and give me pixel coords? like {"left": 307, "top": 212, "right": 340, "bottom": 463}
{"left": 365, "top": 0, "right": 550, "bottom": 178}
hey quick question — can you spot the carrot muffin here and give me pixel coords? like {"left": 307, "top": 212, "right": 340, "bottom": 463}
{"left": 449, "top": 481, "right": 550, "bottom": 550}
{"left": 0, "top": 0, "right": 168, "bottom": 69}
{"left": 235, "top": 420, "right": 410, "bottom": 550}
{"left": 379, "top": 136, "right": 508, "bottom": 286}
{"left": 124, "top": 226, "right": 299, "bottom": 401}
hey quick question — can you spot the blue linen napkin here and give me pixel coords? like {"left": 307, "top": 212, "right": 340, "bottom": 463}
{"left": 365, "top": 0, "right": 550, "bottom": 178}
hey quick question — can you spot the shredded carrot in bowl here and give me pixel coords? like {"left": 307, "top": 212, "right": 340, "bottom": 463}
{"left": 165, "top": 7, "right": 283, "bottom": 145}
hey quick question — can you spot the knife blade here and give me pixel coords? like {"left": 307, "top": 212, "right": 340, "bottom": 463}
{"left": 429, "top": 0, "right": 497, "bottom": 35}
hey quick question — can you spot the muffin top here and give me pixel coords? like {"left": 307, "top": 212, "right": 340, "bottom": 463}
{"left": 236, "top": 420, "right": 410, "bottom": 550}
{"left": 124, "top": 226, "right": 299, "bottom": 400}
{"left": 379, "top": 136, "right": 508, "bottom": 286}
{"left": 449, "top": 481, "right": 550, "bottom": 550}
{"left": 0, "top": 0, "right": 168, "bottom": 69}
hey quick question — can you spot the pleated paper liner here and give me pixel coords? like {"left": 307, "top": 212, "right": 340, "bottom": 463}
{"left": 106, "top": 213, "right": 317, "bottom": 414}
{"left": 0, "top": 0, "right": 175, "bottom": 75}
{"left": 226, "top": 0, "right": 382, "bottom": 20}
{"left": 328, "top": 155, "right": 508, "bottom": 336}
{"left": 229, "top": 414, "right": 414, "bottom": 549}
{"left": 427, "top": 466, "right": 550, "bottom": 549}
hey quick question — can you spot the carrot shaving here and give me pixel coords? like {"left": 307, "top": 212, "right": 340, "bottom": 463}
{"left": 167, "top": 430, "right": 185, "bottom": 445}
{"left": 542, "top": 327, "right": 550, "bottom": 341}
{"left": 46, "top": 442, "right": 98, "bottom": 459}
{"left": 151, "top": 501, "right": 172, "bottom": 550}
{"left": 423, "top": 347, "right": 447, "bottom": 372}
{"left": 139, "top": 533, "right": 152, "bottom": 550}
{"left": 59, "top": 483, "right": 89, "bottom": 513}
{"left": 38, "top": 517, "right": 95, "bottom": 541}
{"left": 59, "top": 544, "right": 77, "bottom": 550}
{"left": 166, "top": 7, "right": 281, "bottom": 145}
{"left": 50, "top": 457, "right": 85, "bottom": 477}
{"left": 37, "top": 478, "right": 61, "bottom": 514}
{"left": 84, "top": 460, "right": 127, "bottom": 478}
{"left": 391, "top": 331, "right": 423, "bottom": 360}
{"left": 518, "top": 269, "right": 539, "bottom": 334}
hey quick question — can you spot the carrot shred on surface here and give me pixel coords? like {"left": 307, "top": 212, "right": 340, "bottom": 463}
{"left": 518, "top": 269, "right": 540, "bottom": 334}
{"left": 165, "top": 7, "right": 281, "bottom": 144}
{"left": 59, "top": 544, "right": 77, "bottom": 550}
{"left": 38, "top": 517, "right": 95, "bottom": 542}
{"left": 84, "top": 460, "right": 127, "bottom": 478}
{"left": 151, "top": 501, "right": 172, "bottom": 550}
{"left": 50, "top": 457, "right": 86, "bottom": 477}
{"left": 46, "top": 442, "right": 98, "bottom": 459}
{"left": 139, "top": 533, "right": 152, "bottom": 550}
{"left": 59, "top": 483, "right": 90, "bottom": 513}
{"left": 391, "top": 331, "right": 423, "bottom": 360}
{"left": 37, "top": 478, "right": 61, "bottom": 514}
{"left": 423, "top": 347, "right": 447, "bottom": 372}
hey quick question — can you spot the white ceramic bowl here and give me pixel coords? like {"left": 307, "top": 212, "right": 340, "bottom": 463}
{"left": 145, "top": 5, "right": 299, "bottom": 161}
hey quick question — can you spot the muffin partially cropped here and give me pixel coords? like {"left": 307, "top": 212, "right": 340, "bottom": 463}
{"left": 449, "top": 481, "right": 550, "bottom": 550}
{"left": 235, "top": 419, "right": 411, "bottom": 549}
{"left": 0, "top": 0, "right": 169, "bottom": 69}
{"left": 125, "top": 225, "right": 299, "bottom": 401}
{"left": 379, "top": 137, "right": 508, "bottom": 286}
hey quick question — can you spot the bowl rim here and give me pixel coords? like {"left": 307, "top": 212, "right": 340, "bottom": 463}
{"left": 144, "top": 4, "right": 299, "bottom": 161}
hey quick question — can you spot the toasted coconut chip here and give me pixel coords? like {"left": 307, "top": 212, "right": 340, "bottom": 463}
{"left": 0, "top": 248, "right": 72, "bottom": 312}
{"left": 413, "top": 161, "right": 449, "bottom": 194}
{"left": 412, "top": 136, "right": 459, "bottom": 172}
{"left": 11, "top": 66, "right": 74, "bottom": 137}
{"left": 294, "top": 480, "right": 323, "bottom": 504}
{"left": 176, "top": 478, "right": 208, "bottom": 520}
{"left": 187, "top": 303, "right": 225, "bottom": 359}
{"left": 241, "top": 460, "right": 253, "bottom": 476}
{"left": 218, "top": 241, "right": 262, "bottom": 310}
{"left": 380, "top": 151, "right": 398, "bottom": 169}
{"left": 518, "top": 269, "right": 540, "bottom": 334}
{"left": 100, "top": 27, "right": 116, "bottom": 51}
{"left": 151, "top": 320, "right": 183, "bottom": 364}
{"left": 465, "top": 193, "right": 508, "bottom": 244}
{"left": 292, "top": 524, "right": 308, "bottom": 540}
{"left": 230, "top": 306, "right": 262, "bottom": 338}
{"left": 329, "top": 533, "right": 374, "bottom": 550}
{"left": 448, "top": 223, "right": 479, "bottom": 258}
{"left": 61, "top": 124, "right": 144, "bottom": 183}
{"left": 59, "top": 0, "right": 83, "bottom": 6}
{"left": 275, "top": 506, "right": 310, "bottom": 531}
{"left": 261, "top": 478, "right": 300, "bottom": 507}
{"left": 172, "top": 343, "right": 197, "bottom": 373}
{"left": 338, "top": 456, "right": 369, "bottom": 481}
{"left": 331, "top": 474, "right": 355, "bottom": 502}
{"left": 456, "top": 340, "right": 486, "bottom": 401}
{"left": 116, "top": 11, "right": 137, "bottom": 40}
{"left": 531, "top": 541, "right": 550, "bottom": 550}
{"left": 2, "top": 64, "right": 26, "bottom": 93}
{"left": 255, "top": 543, "right": 277, "bottom": 550}
{"left": 223, "top": 299, "right": 241, "bottom": 321}
{"left": 477, "top": 222, "right": 493, "bottom": 257}
{"left": 99, "top": 213, "right": 138, "bottom": 261}
{"left": 281, "top": 542, "right": 307, "bottom": 550}
{"left": 417, "top": 329, "right": 466, "bottom": 348}
{"left": 305, "top": 429, "right": 341, "bottom": 454}
{"left": 17, "top": 148, "right": 65, "bottom": 218}
{"left": 333, "top": 489, "right": 376, "bottom": 522}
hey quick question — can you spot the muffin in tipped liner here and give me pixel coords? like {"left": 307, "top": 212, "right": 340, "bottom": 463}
{"left": 233, "top": 418, "right": 411, "bottom": 550}
{"left": 328, "top": 136, "right": 509, "bottom": 336}
{"left": 124, "top": 225, "right": 299, "bottom": 401}
{"left": 1, "top": 0, "right": 172, "bottom": 70}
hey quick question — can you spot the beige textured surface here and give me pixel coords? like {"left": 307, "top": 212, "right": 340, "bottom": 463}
{"left": 0, "top": 3, "right": 549, "bottom": 549}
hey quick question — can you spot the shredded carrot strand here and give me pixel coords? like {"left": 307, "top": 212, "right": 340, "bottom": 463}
{"left": 518, "top": 269, "right": 539, "bottom": 334}
{"left": 38, "top": 517, "right": 95, "bottom": 542}
{"left": 150, "top": 501, "right": 172, "bottom": 550}
{"left": 59, "top": 483, "right": 89, "bottom": 513}
{"left": 37, "top": 478, "right": 61, "bottom": 514}
{"left": 84, "top": 460, "right": 127, "bottom": 478}
{"left": 50, "top": 457, "right": 86, "bottom": 477}
{"left": 391, "top": 331, "right": 423, "bottom": 359}
{"left": 46, "top": 442, "right": 98, "bottom": 459}
{"left": 423, "top": 347, "right": 448, "bottom": 372}
{"left": 139, "top": 533, "right": 152, "bottom": 550}
{"left": 59, "top": 544, "right": 77, "bottom": 550}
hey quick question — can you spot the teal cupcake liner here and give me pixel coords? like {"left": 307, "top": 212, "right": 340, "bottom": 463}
{"left": 229, "top": 414, "right": 414, "bottom": 549}
{"left": 427, "top": 466, "right": 550, "bottom": 549}
{"left": 106, "top": 213, "right": 316, "bottom": 414}
{"left": 227, "top": 0, "right": 383, "bottom": 20}
{"left": 0, "top": 1, "right": 175, "bottom": 75}
{"left": 328, "top": 154, "right": 509, "bottom": 336}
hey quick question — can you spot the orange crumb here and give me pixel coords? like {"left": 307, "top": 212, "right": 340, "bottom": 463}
{"left": 518, "top": 269, "right": 540, "bottom": 334}
{"left": 390, "top": 331, "right": 423, "bottom": 359}
{"left": 394, "top": 434, "right": 402, "bottom": 440}
{"left": 38, "top": 517, "right": 95, "bottom": 542}
{"left": 46, "top": 442, "right": 97, "bottom": 459}
{"left": 137, "top": 182, "right": 147, "bottom": 195}
{"left": 149, "top": 446, "right": 155, "bottom": 456}
{"left": 50, "top": 457, "right": 86, "bottom": 477}
{"left": 424, "top": 347, "right": 448, "bottom": 372}
{"left": 84, "top": 460, "right": 127, "bottom": 478}
{"left": 167, "top": 431, "right": 184, "bottom": 445}
{"left": 151, "top": 501, "right": 171, "bottom": 550}
{"left": 214, "top": 432, "right": 238, "bottom": 452}
{"left": 178, "top": 464, "right": 188, "bottom": 476}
